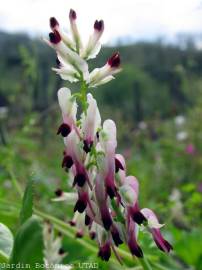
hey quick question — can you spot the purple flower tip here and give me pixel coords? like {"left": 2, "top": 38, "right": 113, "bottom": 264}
{"left": 94, "top": 20, "right": 104, "bottom": 32}
{"left": 58, "top": 248, "right": 65, "bottom": 255}
{"left": 108, "top": 52, "right": 121, "bottom": 68}
{"left": 83, "top": 140, "right": 93, "bottom": 153}
{"left": 74, "top": 198, "right": 87, "bottom": 213}
{"left": 85, "top": 214, "right": 91, "bottom": 226}
{"left": 128, "top": 242, "right": 143, "bottom": 258}
{"left": 76, "top": 231, "right": 83, "bottom": 238}
{"left": 69, "top": 9, "right": 77, "bottom": 20}
{"left": 152, "top": 229, "right": 173, "bottom": 253}
{"left": 56, "top": 57, "right": 61, "bottom": 67}
{"left": 132, "top": 210, "right": 147, "bottom": 225}
{"left": 90, "top": 231, "right": 96, "bottom": 240}
{"left": 50, "top": 17, "right": 59, "bottom": 29}
{"left": 101, "top": 208, "right": 113, "bottom": 230}
{"left": 69, "top": 220, "right": 76, "bottom": 226}
{"left": 55, "top": 189, "right": 63, "bottom": 197}
{"left": 156, "top": 239, "right": 173, "bottom": 253}
{"left": 49, "top": 30, "right": 61, "bottom": 44}
{"left": 115, "top": 157, "right": 124, "bottom": 173}
{"left": 106, "top": 185, "right": 116, "bottom": 199}
{"left": 111, "top": 226, "right": 123, "bottom": 246}
{"left": 74, "top": 173, "right": 86, "bottom": 187}
{"left": 98, "top": 243, "right": 111, "bottom": 261}
{"left": 57, "top": 123, "right": 71, "bottom": 137}
{"left": 62, "top": 155, "right": 73, "bottom": 169}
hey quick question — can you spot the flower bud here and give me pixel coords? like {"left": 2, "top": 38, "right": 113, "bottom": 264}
{"left": 55, "top": 188, "right": 63, "bottom": 197}
{"left": 62, "top": 155, "right": 74, "bottom": 169}
{"left": 50, "top": 17, "right": 59, "bottom": 29}
{"left": 81, "top": 93, "right": 101, "bottom": 151}
{"left": 98, "top": 241, "right": 111, "bottom": 261}
{"left": 74, "top": 192, "right": 88, "bottom": 213}
{"left": 115, "top": 155, "right": 125, "bottom": 173}
{"left": 69, "top": 9, "right": 83, "bottom": 53}
{"left": 110, "top": 224, "right": 123, "bottom": 246}
{"left": 49, "top": 31, "right": 61, "bottom": 44}
{"left": 69, "top": 9, "right": 77, "bottom": 20}
{"left": 81, "top": 20, "right": 104, "bottom": 60}
{"left": 108, "top": 52, "right": 120, "bottom": 68}
{"left": 89, "top": 53, "right": 121, "bottom": 87}
{"left": 141, "top": 208, "right": 173, "bottom": 253}
{"left": 94, "top": 20, "right": 104, "bottom": 32}
{"left": 74, "top": 173, "right": 86, "bottom": 187}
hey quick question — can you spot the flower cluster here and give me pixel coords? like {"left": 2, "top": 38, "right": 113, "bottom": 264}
{"left": 43, "top": 222, "right": 71, "bottom": 270}
{"left": 46, "top": 9, "right": 173, "bottom": 262}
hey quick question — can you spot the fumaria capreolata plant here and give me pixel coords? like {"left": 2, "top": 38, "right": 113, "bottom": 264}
{"left": 45, "top": 8, "right": 173, "bottom": 265}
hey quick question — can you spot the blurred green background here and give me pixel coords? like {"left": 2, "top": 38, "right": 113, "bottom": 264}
{"left": 0, "top": 31, "right": 202, "bottom": 269}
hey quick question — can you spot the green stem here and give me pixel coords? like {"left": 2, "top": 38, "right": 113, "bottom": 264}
{"left": 34, "top": 208, "right": 76, "bottom": 234}
{"left": 80, "top": 80, "right": 88, "bottom": 113}
{"left": 151, "top": 262, "right": 169, "bottom": 270}
{"left": 139, "top": 257, "right": 153, "bottom": 270}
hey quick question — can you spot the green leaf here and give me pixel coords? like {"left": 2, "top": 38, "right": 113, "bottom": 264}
{"left": 0, "top": 223, "right": 14, "bottom": 262}
{"left": 9, "top": 216, "right": 44, "bottom": 269}
{"left": 19, "top": 177, "right": 34, "bottom": 224}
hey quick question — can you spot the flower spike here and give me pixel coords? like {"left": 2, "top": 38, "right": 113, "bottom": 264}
{"left": 46, "top": 9, "right": 172, "bottom": 263}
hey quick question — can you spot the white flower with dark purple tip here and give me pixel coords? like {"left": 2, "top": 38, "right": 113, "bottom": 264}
{"left": 98, "top": 240, "right": 111, "bottom": 261}
{"left": 64, "top": 131, "right": 90, "bottom": 188}
{"left": 100, "top": 119, "right": 117, "bottom": 198}
{"left": 64, "top": 131, "right": 83, "bottom": 162}
{"left": 47, "top": 30, "right": 89, "bottom": 82}
{"left": 69, "top": 9, "right": 83, "bottom": 54}
{"left": 52, "top": 189, "right": 78, "bottom": 203}
{"left": 81, "top": 20, "right": 104, "bottom": 60}
{"left": 85, "top": 213, "right": 92, "bottom": 226}
{"left": 89, "top": 222, "right": 97, "bottom": 240}
{"left": 95, "top": 173, "right": 113, "bottom": 230}
{"left": 50, "top": 17, "right": 75, "bottom": 50}
{"left": 127, "top": 217, "right": 143, "bottom": 258}
{"left": 121, "top": 176, "right": 146, "bottom": 225}
{"left": 141, "top": 208, "right": 173, "bottom": 253}
{"left": 70, "top": 212, "right": 86, "bottom": 238}
{"left": 81, "top": 93, "right": 101, "bottom": 153}
{"left": 89, "top": 52, "right": 121, "bottom": 87}
{"left": 110, "top": 223, "right": 123, "bottom": 246}
{"left": 115, "top": 154, "right": 125, "bottom": 173}
{"left": 74, "top": 190, "right": 88, "bottom": 213}
{"left": 57, "top": 87, "right": 77, "bottom": 137}
{"left": 96, "top": 226, "right": 112, "bottom": 261}
{"left": 52, "top": 55, "right": 80, "bottom": 83}
{"left": 62, "top": 152, "right": 74, "bottom": 170}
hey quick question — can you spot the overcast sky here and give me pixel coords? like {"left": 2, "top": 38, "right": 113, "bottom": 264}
{"left": 0, "top": 0, "right": 202, "bottom": 45}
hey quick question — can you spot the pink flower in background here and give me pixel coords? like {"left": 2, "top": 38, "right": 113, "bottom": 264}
{"left": 185, "top": 144, "right": 196, "bottom": 155}
{"left": 197, "top": 182, "right": 202, "bottom": 193}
